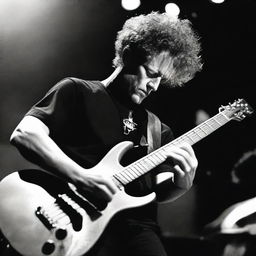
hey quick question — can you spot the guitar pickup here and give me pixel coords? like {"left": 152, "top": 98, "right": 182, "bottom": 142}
{"left": 56, "top": 194, "right": 83, "bottom": 231}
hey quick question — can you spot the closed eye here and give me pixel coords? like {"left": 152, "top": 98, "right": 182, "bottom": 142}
{"left": 143, "top": 65, "right": 162, "bottom": 79}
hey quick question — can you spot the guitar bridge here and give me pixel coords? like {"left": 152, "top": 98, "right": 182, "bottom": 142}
{"left": 35, "top": 206, "right": 57, "bottom": 230}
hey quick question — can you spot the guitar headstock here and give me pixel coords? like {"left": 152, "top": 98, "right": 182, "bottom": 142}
{"left": 219, "top": 99, "right": 254, "bottom": 121}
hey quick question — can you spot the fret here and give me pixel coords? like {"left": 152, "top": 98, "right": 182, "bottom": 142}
{"left": 146, "top": 157, "right": 158, "bottom": 168}
{"left": 215, "top": 117, "right": 226, "bottom": 125}
{"left": 182, "top": 134, "right": 195, "bottom": 145}
{"left": 150, "top": 154, "right": 162, "bottom": 165}
{"left": 214, "top": 113, "right": 228, "bottom": 125}
{"left": 144, "top": 158, "right": 156, "bottom": 169}
{"left": 219, "top": 111, "right": 230, "bottom": 121}
{"left": 131, "top": 165, "right": 142, "bottom": 177}
{"left": 216, "top": 115, "right": 229, "bottom": 127}
{"left": 201, "top": 122, "right": 214, "bottom": 133}
{"left": 120, "top": 171, "right": 132, "bottom": 183}
{"left": 183, "top": 133, "right": 196, "bottom": 144}
{"left": 172, "top": 137, "right": 185, "bottom": 145}
{"left": 195, "top": 127, "right": 208, "bottom": 137}
{"left": 204, "top": 122, "right": 214, "bottom": 130}
{"left": 213, "top": 117, "right": 222, "bottom": 126}
{"left": 136, "top": 161, "right": 147, "bottom": 174}
{"left": 112, "top": 176, "right": 124, "bottom": 188}
{"left": 121, "top": 163, "right": 148, "bottom": 183}
{"left": 126, "top": 167, "right": 137, "bottom": 179}
{"left": 113, "top": 173, "right": 129, "bottom": 185}
{"left": 138, "top": 158, "right": 152, "bottom": 171}
{"left": 207, "top": 119, "right": 221, "bottom": 130}
{"left": 218, "top": 113, "right": 229, "bottom": 123}
{"left": 159, "top": 150, "right": 167, "bottom": 159}
{"left": 119, "top": 171, "right": 133, "bottom": 182}
{"left": 198, "top": 125, "right": 208, "bottom": 135}
{"left": 193, "top": 128, "right": 204, "bottom": 139}
{"left": 153, "top": 152, "right": 166, "bottom": 162}
{"left": 133, "top": 163, "right": 145, "bottom": 174}
{"left": 189, "top": 130, "right": 202, "bottom": 142}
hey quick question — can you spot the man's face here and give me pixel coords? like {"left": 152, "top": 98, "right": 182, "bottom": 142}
{"left": 123, "top": 51, "right": 174, "bottom": 104}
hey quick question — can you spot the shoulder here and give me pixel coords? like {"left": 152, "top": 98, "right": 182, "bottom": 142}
{"left": 64, "top": 77, "right": 105, "bottom": 93}
{"left": 49, "top": 77, "right": 104, "bottom": 93}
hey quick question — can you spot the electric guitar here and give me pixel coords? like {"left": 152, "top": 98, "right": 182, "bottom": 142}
{"left": 0, "top": 99, "right": 253, "bottom": 256}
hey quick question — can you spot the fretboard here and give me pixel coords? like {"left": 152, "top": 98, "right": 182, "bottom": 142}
{"left": 113, "top": 111, "right": 230, "bottom": 186}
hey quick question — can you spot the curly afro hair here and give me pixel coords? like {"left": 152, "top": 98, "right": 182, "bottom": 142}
{"left": 113, "top": 12, "right": 203, "bottom": 87}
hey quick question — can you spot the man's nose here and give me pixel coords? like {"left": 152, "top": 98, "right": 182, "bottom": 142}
{"left": 147, "top": 78, "right": 161, "bottom": 92}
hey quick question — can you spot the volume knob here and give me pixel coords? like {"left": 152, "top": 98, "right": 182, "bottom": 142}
{"left": 41, "top": 240, "right": 55, "bottom": 255}
{"left": 55, "top": 227, "right": 68, "bottom": 240}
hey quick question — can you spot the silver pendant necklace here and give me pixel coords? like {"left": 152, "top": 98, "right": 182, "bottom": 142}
{"left": 123, "top": 110, "right": 137, "bottom": 135}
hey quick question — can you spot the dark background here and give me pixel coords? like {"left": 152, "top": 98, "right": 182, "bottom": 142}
{"left": 0, "top": 0, "right": 255, "bottom": 239}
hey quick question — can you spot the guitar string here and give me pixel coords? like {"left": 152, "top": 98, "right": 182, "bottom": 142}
{"left": 114, "top": 111, "right": 230, "bottom": 185}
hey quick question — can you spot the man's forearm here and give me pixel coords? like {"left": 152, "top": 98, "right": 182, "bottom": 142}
{"left": 10, "top": 127, "right": 84, "bottom": 183}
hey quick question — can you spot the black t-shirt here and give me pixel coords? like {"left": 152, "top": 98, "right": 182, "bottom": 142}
{"left": 26, "top": 77, "right": 174, "bottom": 224}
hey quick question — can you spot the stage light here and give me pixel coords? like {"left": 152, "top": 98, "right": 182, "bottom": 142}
{"left": 210, "top": 0, "right": 225, "bottom": 4}
{"left": 165, "top": 3, "right": 180, "bottom": 18}
{"left": 121, "top": 0, "right": 141, "bottom": 11}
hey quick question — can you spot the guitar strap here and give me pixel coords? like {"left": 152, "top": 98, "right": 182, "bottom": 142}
{"left": 138, "top": 110, "right": 161, "bottom": 189}
{"left": 145, "top": 110, "right": 161, "bottom": 153}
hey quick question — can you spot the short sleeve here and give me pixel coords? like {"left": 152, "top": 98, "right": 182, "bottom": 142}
{"left": 25, "top": 78, "right": 78, "bottom": 134}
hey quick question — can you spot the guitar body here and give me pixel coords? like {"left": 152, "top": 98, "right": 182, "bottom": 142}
{"left": 0, "top": 141, "right": 156, "bottom": 256}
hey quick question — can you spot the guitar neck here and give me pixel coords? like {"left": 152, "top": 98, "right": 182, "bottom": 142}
{"left": 113, "top": 111, "right": 231, "bottom": 186}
